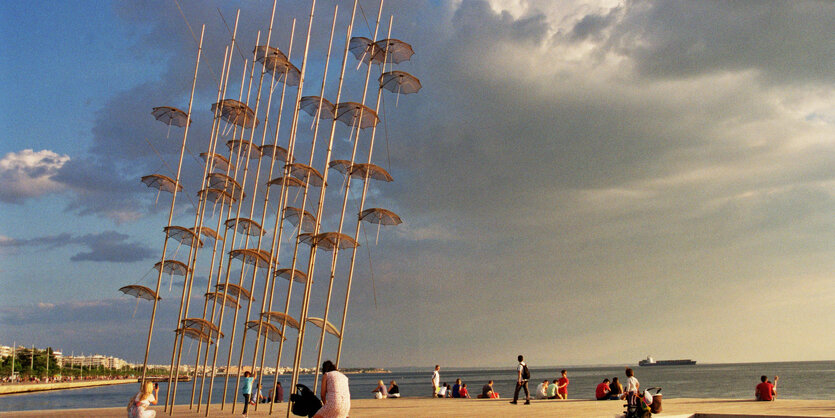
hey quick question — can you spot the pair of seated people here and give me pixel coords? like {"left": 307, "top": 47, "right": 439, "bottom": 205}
{"left": 595, "top": 378, "right": 623, "bottom": 400}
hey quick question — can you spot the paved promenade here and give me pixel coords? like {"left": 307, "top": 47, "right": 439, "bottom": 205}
{"left": 1, "top": 397, "right": 833, "bottom": 417}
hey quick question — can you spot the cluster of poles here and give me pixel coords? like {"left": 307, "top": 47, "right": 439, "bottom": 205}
{"left": 118, "top": 0, "right": 419, "bottom": 415}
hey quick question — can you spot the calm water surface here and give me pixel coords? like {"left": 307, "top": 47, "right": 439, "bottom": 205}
{"left": 0, "top": 361, "right": 831, "bottom": 412}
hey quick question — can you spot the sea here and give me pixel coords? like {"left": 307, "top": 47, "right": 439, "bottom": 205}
{"left": 0, "top": 361, "right": 832, "bottom": 412}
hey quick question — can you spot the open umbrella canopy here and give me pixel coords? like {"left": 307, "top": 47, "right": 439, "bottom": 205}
{"left": 374, "top": 38, "right": 415, "bottom": 64}
{"left": 192, "top": 226, "right": 223, "bottom": 242}
{"left": 229, "top": 248, "right": 274, "bottom": 268}
{"left": 253, "top": 45, "right": 288, "bottom": 63}
{"left": 225, "top": 217, "right": 266, "bottom": 237}
{"left": 176, "top": 327, "right": 215, "bottom": 344}
{"left": 118, "top": 285, "right": 161, "bottom": 301}
{"left": 200, "top": 152, "right": 235, "bottom": 172}
{"left": 151, "top": 106, "right": 191, "bottom": 128}
{"left": 299, "top": 232, "right": 358, "bottom": 251}
{"left": 216, "top": 282, "right": 252, "bottom": 301}
{"left": 334, "top": 102, "right": 379, "bottom": 129}
{"left": 260, "top": 144, "right": 290, "bottom": 162}
{"left": 262, "top": 56, "right": 301, "bottom": 86}
{"left": 288, "top": 163, "right": 326, "bottom": 187}
{"left": 349, "top": 163, "right": 393, "bottom": 182}
{"left": 226, "top": 139, "right": 262, "bottom": 159}
{"left": 153, "top": 259, "right": 190, "bottom": 276}
{"left": 299, "top": 96, "right": 336, "bottom": 120}
{"left": 204, "top": 291, "right": 240, "bottom": 309}
{"left": 164, "top": 226, "right": 204, "bottom": 248}
{"left": 181, "top": 317, "right": 223, "bottom": 340}
{"left": 211, "top": 99, "right": 259, "bottom": 129}
{"left": 245, "top": 320, "right": 286, "bottom": 342}
{"left": 141, "top": 174, "right": 182, "bottom": 194}
{"left": 206, "top": 173, "right": 245, "bottom": 198}
{"left": 328, "top": 160, "right": 353, "bottom": 176}
{"left": 348, "top": 36, "right": 374, "bottom": 63}
{"left": 198, "top": 188, "right": 237, "bottom": 205}
{"left": 379, "top": 70, "right": 422, "bottom": 95}
{"left": 261, "top": 311, "right": 301, "bottom": 330}
{"left": 306, "top": 317, "right": 341, "bottom": 338}
{"left": 359, "top": 208, "right": 403, "bottom": 226}
{"left": 267, "top": 176, "right": 307, "bottom": 189}
{"left": 283, "top": 206, "right": 317, "bottom": 233}
{"left": 274, "top": 268, "right": 310, "bottom": 285}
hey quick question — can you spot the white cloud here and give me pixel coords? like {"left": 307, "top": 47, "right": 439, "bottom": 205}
{"left": 0, "top": 149, "right": 70, "bottom": 203}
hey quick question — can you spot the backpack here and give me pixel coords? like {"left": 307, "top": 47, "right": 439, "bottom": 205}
{"left": 290, "top": 383, "right": 322, "bottom": 417}
{"left": 521, "top": 364, "right": 530, "bottom": 380}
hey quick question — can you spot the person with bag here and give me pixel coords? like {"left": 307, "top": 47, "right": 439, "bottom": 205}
{"left": 127, "top": 381, "right": 159, "bottom": 418}
{"left": 510, "top": 354, "right": 530, "bottom": 405}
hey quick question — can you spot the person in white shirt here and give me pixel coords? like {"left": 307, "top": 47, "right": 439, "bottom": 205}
{"left": 625, "top": 367, "right": 640, "bottom": 405}
{"left": 535, "top": 380, "right": 549, "bottom": 399}
{"left": 431, "top": 365, "right": 440, "bottom": 397}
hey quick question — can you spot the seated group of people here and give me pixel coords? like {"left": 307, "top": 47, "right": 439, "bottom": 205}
{"left": 436, "top": 379, "right": 473, "bottom": 398}
{"left": 595, "top": 377, "right": 624, "bottom": 400}
{"left": 372, "top": 380, "right": 401, "bottom": 399}
{"left": 536, "top": 372, "right": 570, "bottom": 400}
{"left": 755, "top": 375, "right": 779, "bottom": 401}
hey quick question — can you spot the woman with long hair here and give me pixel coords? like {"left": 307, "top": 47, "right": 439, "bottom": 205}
{"left": 127, "top": 381, "right": 159, "bottom": 418}
{"left": 313, "top": 360, "right": 350, "bottom": 418}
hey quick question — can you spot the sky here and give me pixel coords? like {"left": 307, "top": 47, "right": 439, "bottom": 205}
{"left": 1, "top": 0, "right": 834, "bottom": 370}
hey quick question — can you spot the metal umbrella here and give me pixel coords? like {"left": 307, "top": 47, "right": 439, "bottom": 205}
{"left": 152, "top": 106, "right": 191, "bottom": 138}
{"left": 199, "top": 152, "right": 235, "bottom": 173}
{"left": 306, "top": 317, "right": 341, "bottom": 338}
{"left": 359, "top": 208, "right": 403, "bottom": 244}
{"left": 119, "top": 284, "right": 161, "bottom": 318}
{"left": 261, "top": 311, "right": 301, "bottom": 330}
{"left": 226, "top": 140, "right": 262, "bottom": 160}
{"left": 334, "top": 102, "right": 379, "bottom": 129}
{"left": 288, "top": 163, "right": 326, "bottom": 187}
{"left": 379, "top": 70, "right": 422, "bottom": 106}
{"left": 245, "top": 320, "right": 286, "bottom": 342}
{"left": 141, "top": 174, "right": 182, "bottom": 207}
{"left": 164, "top": 226, "right": 204, "bottom": 249}
{"left": 225, "top": 218, "right": 266, "bottom": 237}
{"left": 349, "top": 163, "right": 393, "bottom": 182}
{"left": 274, "top": 268, "right": 310, "bottom": 285}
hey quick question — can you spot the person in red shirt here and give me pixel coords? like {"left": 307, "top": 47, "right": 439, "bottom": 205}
{"left": 596, "top": 378, "right": 613, "bottom": 400}
{"left": 557, "top": 370, "right": 569, "bottom": 399}
{"left": 459, "top": 383, "right": 471, "bottom": 398}
{"left": 755, "top": 375, "right": 778, "bottom": 401}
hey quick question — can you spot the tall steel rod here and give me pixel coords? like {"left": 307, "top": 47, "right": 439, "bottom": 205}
{"left": 311, "top": 0, "right": 384, "bottom": 393}
{"left": 335, "top": 14, "right": 393, "bottom": 367}
{"left": 140, "top": 24, "right": 205, "bottom": 387}
{"left": 206, "top": 53, "right": 252, "bottom": 415}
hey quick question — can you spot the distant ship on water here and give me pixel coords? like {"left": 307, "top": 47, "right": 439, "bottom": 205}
{"left": 639, "top": 356, "right": 697, "bottom": 366}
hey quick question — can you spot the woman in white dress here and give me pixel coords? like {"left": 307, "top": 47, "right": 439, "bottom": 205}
{"left": 127, "top": 381, "right": 159, "bottom": 418}
{"left": 313, "top": 360, "right": 350, "bottom": 418}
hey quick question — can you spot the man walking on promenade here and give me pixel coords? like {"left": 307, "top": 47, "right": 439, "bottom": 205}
{"left": 431, "top": 365, "right": 440, "bottom": 397}
{"left": 511, "top": 355, "right": 530, "bottom": 405}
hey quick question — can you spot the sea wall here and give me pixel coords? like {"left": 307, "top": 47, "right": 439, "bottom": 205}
{"left": 0, "top": 379, "right": 135, "bottom": 395}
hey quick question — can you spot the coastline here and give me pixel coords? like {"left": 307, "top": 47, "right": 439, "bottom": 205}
{"left": 0, "top": 379, "right": 135, "bottom": 396}
{"left": 0, "top": 397, "right": 833, "bottom": 417}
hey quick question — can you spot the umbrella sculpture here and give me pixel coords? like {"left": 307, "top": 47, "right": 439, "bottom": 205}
{"left": 288, "top": 163, "right": 326, "bottom": 187}
{"left": 334, "top": 102, "right": 379, "bottom": 129}
{"left": 225, "top": 217, "right": 266, "bottom": 237}
{"left": 245, "top": 320, "right": 286, "bottom": 342}
{"left": 141, "top": 174, "right": 182, "bottom": 207}
{"left": 300, "top": 95, "right": 336, "bottom": 130}
{"left": 349, "top": 163, "right": 393, "bottom": 182}
{"left": 211, "top": 99, "right": 259, "bottom": 131}
{"left": 227, "top": 139, "right": 262, "bottom": 159}
{"left": 261, "top": 55, "right": 301, "bottom": 87}
{"left": 176, "top": 328, "right": 215, "bottom": 345}
{"left": 274, "top": 268, "right": 310, "bottom": 285}
{"left": 216, "top": 283, "right": 252, "bottom": 302}
{"left": 253, "top": 45, "right": 288, "bottom": 63}
{"left": 283, "top": 206, "right": 317, "bottom": 233}
{"left": 379, "top": 70, "right": 421, "bottom": 106}
{"left": 261, "top": 311, "right": 301, "bottom": 330}
{"left": 164, "top": 226, "right": 204, "bottom": 249}
{"left": 259, "top": 144, "right": 290, "bottom": 162}
{"left": 206, "top": 173, "right": 245, "bottom": 198}
{"left": 204, "top": 292, "right": 241, "bottom": 309}
{"left": 306, "top": 317, "right": 341, "bottom": 338}
{"left": 299, "top": 232, "right": 358, "bottom": 251}
{"left": 199, "top": 152, "right": 235, "bottom": 173}
{"left": 373, "top": 38, "right": 415, "bottom": 65}
{"left": 153, "top": 259, "right": 191, "bottom": 292}
{"left": 359, "top": 207, "right": 403, "bottom": 244}
{"left": 119, "top": 284, "right": 161, "bottom": 318}
{"left": 152, "top": 106, "right": 191, "bottom": 138}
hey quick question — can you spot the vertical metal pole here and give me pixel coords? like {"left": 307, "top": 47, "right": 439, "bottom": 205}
{"left": 311, "top": 1, "right": 384, "bottom": 392}
{"left": 335, "top": 13, "right": 392, "bottom": 368}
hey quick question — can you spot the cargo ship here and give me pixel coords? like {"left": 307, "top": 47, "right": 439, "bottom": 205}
{"left": 638, "top": 356, "right": 696, "bottom": 366}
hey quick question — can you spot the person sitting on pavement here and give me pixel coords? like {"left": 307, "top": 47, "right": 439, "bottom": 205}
{"left": 536, "top": 379, "right": 550, "bottom": 399}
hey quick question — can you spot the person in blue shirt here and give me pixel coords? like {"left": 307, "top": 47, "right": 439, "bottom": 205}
{"left": 241, "top": 371, "right": 254, "bottom": 416}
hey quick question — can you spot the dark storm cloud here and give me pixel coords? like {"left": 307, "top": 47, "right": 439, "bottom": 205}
{"left": 576, "top": 0, "right": 835, "bottom": 84}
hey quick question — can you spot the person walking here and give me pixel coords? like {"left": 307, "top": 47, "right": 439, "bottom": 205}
{"left": 510, "top": 354, "right": 530, "bottom": 405}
